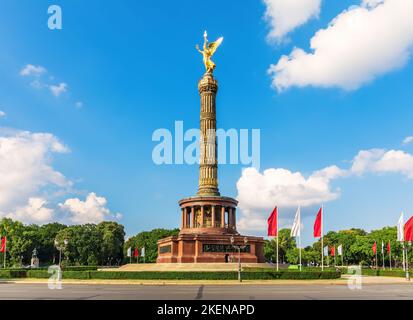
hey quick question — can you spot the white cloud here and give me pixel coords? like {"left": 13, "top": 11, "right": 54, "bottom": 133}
{"left": 20, "top": 64, "right": 47, "bottom": 77}
{"left": 237, "top": 166, "right": 343, "bottom": 211}
{"left": 6, "top": 198, "right": 54, "bottom": 225}
{"left": 0, "top": 129, "right": 71, "bottom": 219}
{"left": 269, "top": 0, "right": 413, "bottom": 91}
{"left": 264, "top": 0, "right": 321, "bottom": 41}
{"left": 75, "top": 101, "right": 83, "bottom": 108}
{"left": 59, "top": 193, "right": 122, "bottom": 224}
{"left": 0, "top": 111, "right": 5, "bottom": 118}
{"left": 403, "top": 136, "right": 413, "bottom": 145}
{"left": 351, "top": 149, "right": 413, "bottom": 179}
{"left": 237, "top": 146, "right": 413, "bottom": 233}
{"left": 0, "top": 129, "right": 120, "bottom": 225}
{"left": 49, "top": 83, "right": 68, "bottom": 97}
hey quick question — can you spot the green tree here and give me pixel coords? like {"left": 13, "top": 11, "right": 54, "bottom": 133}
{"left": 36, "top": 223, "right": 67, "bottom": 264}
{"left": 124, "top": 228, "right": 179, "bottom": 263}
{"left": 56, "top": 224, "right": 103, "bottom": 266}
{"left": 97, "top": 221, "right": 125, "bottom": 265}
{"left": 0, "top": 218, "right": 35, "bottom": 266}
{"left": 264, "top": 229, "right": 296, "bottom": 263}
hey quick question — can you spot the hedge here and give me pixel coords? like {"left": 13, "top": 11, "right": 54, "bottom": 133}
{"left": 361, "top": 269, "right": 408, "bottom": 277}
{"left": 0, "top": 270, "right": 27, "bottom": 279}
{"left": 4, "top": 270, "right": 341, "bottom": 280}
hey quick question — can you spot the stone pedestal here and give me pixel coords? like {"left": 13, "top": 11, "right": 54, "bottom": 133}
{"left": 157, "top": 233, "right": 264, "bottom": 263}
{"left": 31, "top": 257, "right": 40, "bottom": 268}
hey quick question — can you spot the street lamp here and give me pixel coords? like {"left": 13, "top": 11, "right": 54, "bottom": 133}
{"left": 230, "top": 236, "right": 248, "bottom": 282}
{"left": 54, "top": 239, "right": 69, "bottom": 268}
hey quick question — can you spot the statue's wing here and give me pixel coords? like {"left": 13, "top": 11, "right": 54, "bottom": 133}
{"left": 207, "top": 37, "right": 224, "bottom": 55}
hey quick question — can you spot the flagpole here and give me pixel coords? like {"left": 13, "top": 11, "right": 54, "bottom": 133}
{"left": 402, "top": 242, "right": 406, "bottom": 271}
{"left": 276, "top": 211, "right": 279, "bottom": 271}
{"left": 276, "top": 235, "right": 279, "bottom": 271}
{"left": 3, "top": 237, "right": 6, "bottom": 269}
{"left": 382, "top": 242, "right": 385, "bottom": 270}
{"left": 389, "top": 242, "right": 392, "bottom": 270}
{"left": 405, "top": 242, "right": 410, "bottom": 281}
{"left": 299, "top": 233, "right": 302, "bottom": 271}
{"left": 341, "top": 246, "right": 344, "bottom": 267}
{"left": 375, "top": 241, "right": 378, "bottom": 270}
{"left": 321, "top": 204, "right": 324, "bottom": 271}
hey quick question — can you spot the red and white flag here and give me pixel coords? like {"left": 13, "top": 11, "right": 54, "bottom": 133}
{"left": 331, "top": 246, "right": 335, "bottom": 257}
{"left": 134, "top": 248, "right": 139, "bottom": 258}
{"left": 404, "top": 216, "right": 413, "bottom": 242}
{"left": 0, "top": 237, "right": 6, "bottom": 253}
{"left": 267, "top": 207, "right": 278, "bottom": 237}
{"left": 313, "top": 207, "right": 322, "bottom": 238}
{"left": 387, "top": 241, "right": 391, "bottom": 253}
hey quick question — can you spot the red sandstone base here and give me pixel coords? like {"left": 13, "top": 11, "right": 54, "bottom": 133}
{"left": 156, "top": 233, "right": 265, "bottom": 263}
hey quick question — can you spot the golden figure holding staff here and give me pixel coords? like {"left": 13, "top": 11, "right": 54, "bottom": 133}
{"left": 196, "top": 31, "right": 224, "bottom": 73}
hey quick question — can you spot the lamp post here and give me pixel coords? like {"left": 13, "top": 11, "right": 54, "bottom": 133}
{"left": 230, "top": 236, "right": 248, "bottom": 282}
{"left": 54, "top": 238, "right": 68, "bottom": 268}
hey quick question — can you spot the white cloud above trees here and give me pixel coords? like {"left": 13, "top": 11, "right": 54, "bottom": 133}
{"left": 237, "top": 146, "right": 413, "bottom": 233}
{"left": 0, "top": 129, "right": 120, "bottom": 225}
{"left": 6, "top": 198, "right": 55, "bottom": 224}
{"left": 59, "top": 193, "right": 122, "bottom": 224}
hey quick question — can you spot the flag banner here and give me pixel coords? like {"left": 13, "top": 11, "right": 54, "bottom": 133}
{"left": 381, "top": 240, "right": 384, "bottom": 254}
{"left": 323, "top": 245, "right": 328, "bottom": 256}
{"left": 0, "top": 236, "right": 6, "bottom": 253}
{"left": 267, "top": 207, "right": 278, "bottom": 237}
{"left": 290, "top": 207, "right": 301, "bottom": 237}
{"left": 313, "top": 207, "right": 322, "bottom": 238}
{"left": 141, "top": 247, "right": 145, "bottom": 257}
{"left": 397, "top": 212, "right": 404, "bottom": 241}
{"left": 337, "top": 244, "right": 343, "bottom": 256}
{"left": 372, "top": 241, "right": 377, "bottom": 255}
{"left": 405, "top": 216, "right": 413, "bottom": 241}
{"left": 134, "top": 248, "right": 139, "bottom": 258}
{"left": 387, "top": 241, "right": 391, "bottom": 253}
{"left": 331, "top": 246, "right": 335, "bottom": 257}
{"left": 127, "top": 247, "right": 132, "bottom": 257}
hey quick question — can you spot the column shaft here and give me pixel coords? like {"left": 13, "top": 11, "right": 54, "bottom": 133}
{"left": 211, "top": 206, "right": 216, "bottom": 227}
{"left": 190, "top": 207, "right": 195, "bottom": 228}
{"left": 221, "top": 207, "right": 225, "bottom": 228}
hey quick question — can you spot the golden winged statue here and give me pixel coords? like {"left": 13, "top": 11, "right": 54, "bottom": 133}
{"left": 196, "top": 31, "right": 224, "bottom": 73}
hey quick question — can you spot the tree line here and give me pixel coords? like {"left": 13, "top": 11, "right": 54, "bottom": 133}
{"left": 264, "top": 227, "right": 411, "bottom": 267}
{"left": 0, "top": 218, "right": 179, "bottom": 267}
{"left": 1, "top": 216, "right": 409, "bottom": 268}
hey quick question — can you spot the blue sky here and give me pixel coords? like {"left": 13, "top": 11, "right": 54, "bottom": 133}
{"left": 0, "top": 0, "right": 412, "bottom": 245}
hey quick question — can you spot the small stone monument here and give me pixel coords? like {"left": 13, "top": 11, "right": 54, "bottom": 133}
{"left": 31, "top": 248, "right": 40, "bottom": 268}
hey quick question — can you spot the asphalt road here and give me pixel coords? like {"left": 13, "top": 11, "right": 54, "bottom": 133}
{"left": 0, "top": 283, "right": 413, "bottom": 300}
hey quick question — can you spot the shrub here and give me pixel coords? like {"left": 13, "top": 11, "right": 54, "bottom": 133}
{"left": 2, "top": 269, "right": 341, "bottom": 280}
{"left": 62, "top": 266, "right": 98, "bottom": 271}
{"left": 362, "top": 269, "right": 407, "bottom": 277}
